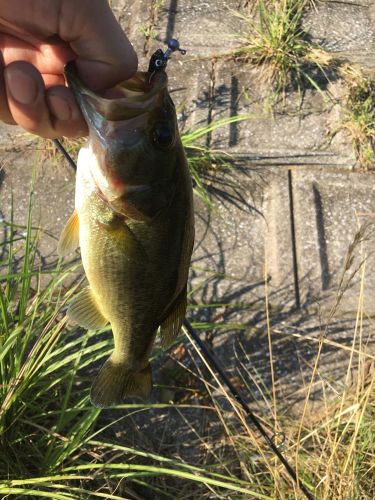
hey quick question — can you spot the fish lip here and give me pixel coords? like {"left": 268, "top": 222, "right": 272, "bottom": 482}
{"left": 64, "top": 61, "right": 167, "bottom": 126}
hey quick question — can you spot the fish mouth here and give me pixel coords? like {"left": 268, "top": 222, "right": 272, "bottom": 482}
{"left": 64, "top": 61, "right": 167, "bottom": 133}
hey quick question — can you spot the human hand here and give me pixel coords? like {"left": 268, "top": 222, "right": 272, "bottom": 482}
{"left": 0, "top": 0, "right": 137, "bottom": 138}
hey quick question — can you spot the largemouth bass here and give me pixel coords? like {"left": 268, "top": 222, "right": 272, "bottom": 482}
{"left": 58, "top": 61, "right": 194, "bottom": 408}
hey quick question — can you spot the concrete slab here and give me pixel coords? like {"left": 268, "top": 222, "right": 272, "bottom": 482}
{"left": 190, "top": 165, "right": 269, "bottom": 310}
{"left": 154, "top": 0, "right": 247, "bottom": 58}
{"left": 114, "top": 0, "right": 215, "bottom": 133}
{"left": 304, "top": 0, "right": 375, "bottom": 69}
{"left": 263, "top": 169, "right": 296, "bottom": 307}
{"left": 113, "top": 1, "right": 362, "bottom": 171}
{"left": 167, "top": 59, "right": 212, "bottom": 133}
{"left": 0, "top": 121, "right": 19, "bottom": 147}
{"left": 189, "top": 165, "right": 299, "bottom": 326}
{"left": 209, "top": 59, "right": 355, "bottom": 165}
{"left": 112, "top": 0, "right": 152, "bottom": 63}
{"left": 268, "top": 167, "right": 375, "bottom": 314}
{"left": 0, "top": 133, "right": 75, "bottom": 260}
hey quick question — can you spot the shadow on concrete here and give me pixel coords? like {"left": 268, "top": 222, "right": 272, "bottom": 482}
{"left": 0, "top": 168, "right": 5, "bottom": 190}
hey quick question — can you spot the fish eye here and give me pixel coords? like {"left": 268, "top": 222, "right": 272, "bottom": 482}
{"left": 152, "top": 125, "right": 174, "bottom": 149}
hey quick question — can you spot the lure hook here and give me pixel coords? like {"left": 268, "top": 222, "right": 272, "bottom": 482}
{"left": 148, "top": 38, "right": 186, "bottom": 74}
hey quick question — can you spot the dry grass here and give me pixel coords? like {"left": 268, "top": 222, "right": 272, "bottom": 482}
{"left": 233, "top": 0, "right": 333, "bottom": 98}
{"left": 341, "top": 67, "right": 375, "bottom": 170}
{"left": 1, "top": 156, "right": 374, "bottom": 499}
{"left": 177, "top": 221, "right": 375, "bottom": 498}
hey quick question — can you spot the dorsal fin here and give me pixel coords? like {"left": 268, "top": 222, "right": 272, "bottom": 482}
{"left": 159, "top": 287, "right": 187, "bottom": 348}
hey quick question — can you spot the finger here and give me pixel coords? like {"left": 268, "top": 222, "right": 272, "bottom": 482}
{"left": 4, "top": 60, "right": 55, "bottom": 137}
{"left": 0, "top": 34, "right": 70, "bottom": 89}
{"left": 61, "top": 0, "right": 138, "bottom": 89}
{"left": 43, "top": 74, "right": 66, "bottom": 88}
{"left": 4, "top": 62, "right": 88, "bottom": 138}
{"left": 0, "top": 60, "right": 15, "bottom": 124}
{"left": 0, "top": 0, "right": 138, "bottom": 90}
{"left": 0, "top": 32, "right": 74, "bottom": 75}
{"left": 46, "top": 85, "right": 88, "bottom": 138}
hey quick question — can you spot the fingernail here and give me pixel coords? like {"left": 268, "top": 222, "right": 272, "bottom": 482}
{"left": 5, "top": 69, "right": 38, "bottom": 105}
{"left": 47, "top": 94, "right": 72, "bottom": 121}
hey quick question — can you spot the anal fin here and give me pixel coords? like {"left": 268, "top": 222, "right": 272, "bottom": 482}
{"left": 67, "top": 287, "right": 108, "bottom": 330}
{"left": 58, "top": 210, "right": 80, "bottom": 257}
{"left": 159, "top": 287, "right": 187, "bottom": 349}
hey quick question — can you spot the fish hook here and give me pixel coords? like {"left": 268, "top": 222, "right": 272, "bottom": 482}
{"left": 148, "top": 38, "right": 186, "bottom": 82}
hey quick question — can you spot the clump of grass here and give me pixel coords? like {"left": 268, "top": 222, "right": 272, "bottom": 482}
{"left": 285, "top": 358, "right": 375, "bottom": 499}
{"left": 186, "top": 233, "right": 375, "bottom": 497}
{"left": 270, "top": 224, "right": 374, "bottom": 498}
{"left": 342, "top": 70, "right": 375, "bottom": 170}
{"left": 0, "top": 179, "right": 274, "bottom": 498}
{"left": 181, "top": 115, "right": 254, "bottom": 205}
{"left": 234, "top": 0, "right": 332, "bottom": 98}
{"left": 0, "top": 180, "right": 102, "bottom": 483}
{"left": 185, "top": 222, "right": 375, "bottom": 498}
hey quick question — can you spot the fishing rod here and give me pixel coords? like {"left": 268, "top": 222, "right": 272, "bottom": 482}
{"left": 52, "top": 134, "right": 314, "bottom": 500}
{"left": 183, "top": 320, "right": 314, "bottom": 499}
{"left": 52, "top": 139, "right": 78, "bottom": 172}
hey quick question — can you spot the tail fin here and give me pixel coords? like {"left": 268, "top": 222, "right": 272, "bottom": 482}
{"left": 90, "top": 357, "right": 153, "bottom": 408}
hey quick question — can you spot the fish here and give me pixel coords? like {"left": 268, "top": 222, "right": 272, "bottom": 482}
{"left": 58, "top": 61, "right": 194, "bottom": 408}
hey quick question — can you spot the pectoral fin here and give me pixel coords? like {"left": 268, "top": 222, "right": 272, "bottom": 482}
{"left": 67, "top": 287, "right": 108, "bottom": 330}
{"left": 58, "top": 210, "right": 80, "bottom": 257}
{"left": 159, "top": 287, "right": 187, "bottom": 348}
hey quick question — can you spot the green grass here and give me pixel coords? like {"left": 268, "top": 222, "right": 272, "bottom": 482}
{"left": 342, "top": 71, "right": 375, "bottom": 170}
{"left": 0, "top": 179, "right": 275, "bottom": 498}
{"left": 1, "top": 151, "right": 374, "bottom": 498}
{"left": 181, "top": 114, "right": 255, "bottom": 205}
{"left": 233, "top": 0, "right": 333, "bottom": 99}
{"left": 139, "top": 0, "right": 166, "bottom": 49}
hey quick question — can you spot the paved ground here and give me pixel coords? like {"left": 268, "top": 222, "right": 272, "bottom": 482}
{"left": 1, "top": 0, "right": 374, "bottom": 413}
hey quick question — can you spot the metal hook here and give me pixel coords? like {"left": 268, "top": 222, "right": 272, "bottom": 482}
{"left": 163, "top": 38, "right": 187, "bottom": 60}
{"left": 148, "top": 38, "right": 186, "bottom": 74}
